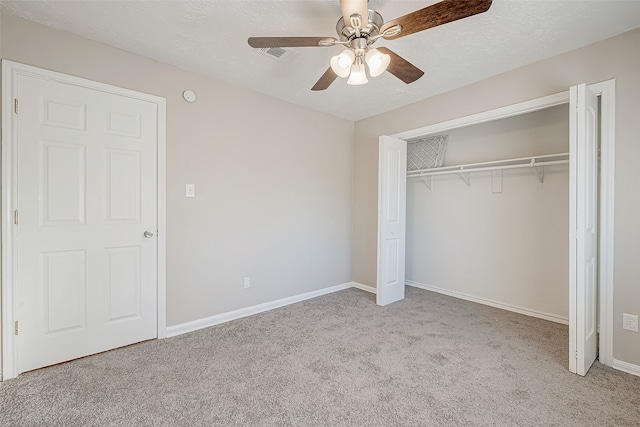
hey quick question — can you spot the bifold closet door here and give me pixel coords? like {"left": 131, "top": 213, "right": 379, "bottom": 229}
{"left": 377, "top": 135, "right": 407, "bottom": 306}
{"left": 569, "top": 83, "right": 599, "bottom": 376}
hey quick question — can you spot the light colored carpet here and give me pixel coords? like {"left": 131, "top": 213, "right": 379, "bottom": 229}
{"left": 1, "top": 286, "right": 639, "bottom": 426}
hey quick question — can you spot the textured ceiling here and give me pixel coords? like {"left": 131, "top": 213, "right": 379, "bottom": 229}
{"left": 2, "top": 1, "right": 640, "bottom": 121}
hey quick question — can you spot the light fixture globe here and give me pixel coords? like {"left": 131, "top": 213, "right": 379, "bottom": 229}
{"left": 365, "top": 48, "right": 390, "bottom": 77}
{"left": 330, "top": 49, "right": 355, "bottom": 78}
{"left": 347, "top": 59, "right": 368, "bottom": 85}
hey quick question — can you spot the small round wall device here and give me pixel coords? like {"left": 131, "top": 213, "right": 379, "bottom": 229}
{"left": 182, "top": 90, "right": 197, "bottom": 103}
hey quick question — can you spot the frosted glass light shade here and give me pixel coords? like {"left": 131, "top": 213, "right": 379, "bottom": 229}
{"left": 330, "top": 50, "right": 355, "bottom": 78}
{"left": 365, "top": 49, "right": 390, "bottom": 77}
{"left": 347, "top": 62, "right": 368, "bottom": 85}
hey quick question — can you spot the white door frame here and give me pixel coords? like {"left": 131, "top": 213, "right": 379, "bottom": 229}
{"left": 383, "top": 80, "right": 615, "bottom": 370}
{"left": 1, "top": 60, "right": 168, "bottom": 380}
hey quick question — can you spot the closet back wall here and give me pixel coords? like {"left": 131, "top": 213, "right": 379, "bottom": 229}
{"left": 406, "top": 105, "right": 570, "bottom": 322}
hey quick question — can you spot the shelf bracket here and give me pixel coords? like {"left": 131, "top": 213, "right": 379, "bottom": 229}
{"left": 492, "top": 170, "right": 503, "bottom": 194}
{"left": 420, "top": 176, "right": 432, "bottom": 190}
{"left": 533, "top": 163, "right": 545, "bottom": 184}
{"left": 458, "top": 168, "right": 471, "bottom": 187}
{"left": 458, "top": 166, "right": 471, "bottom": 187}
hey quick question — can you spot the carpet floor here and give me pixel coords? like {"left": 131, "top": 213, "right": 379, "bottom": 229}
{"left": 1, "top": 286, "right": 639, "bottom": 426}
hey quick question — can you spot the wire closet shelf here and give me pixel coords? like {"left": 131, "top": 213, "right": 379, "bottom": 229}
{"left": 406, "top": 152, "right": 569, "bottom": 180}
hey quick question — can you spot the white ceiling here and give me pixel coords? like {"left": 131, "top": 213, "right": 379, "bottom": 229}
{"left": 2, "top": 1, "right": 640, "bottom": 121}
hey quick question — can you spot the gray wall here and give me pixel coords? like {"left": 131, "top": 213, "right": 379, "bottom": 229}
{"left": 353, "top": 28, "right": 640, "bottom": 366}
{"left": 406, "top": 105, "right": 569, "bottom": 321}
{"left": 0, "top": 14, "right": 354, "bottom": 332}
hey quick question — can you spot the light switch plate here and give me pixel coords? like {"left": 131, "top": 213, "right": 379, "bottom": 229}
{"left": 186, "top": 184, "right": 195, "bottom": 198}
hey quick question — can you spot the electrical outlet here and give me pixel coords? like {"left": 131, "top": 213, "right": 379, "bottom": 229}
{"left": 185, "top": 184, "right": 195, "bottom": 198}
{"left": 622, "top": 313, "right": 638, "bottom": 332}
{"left": 243, "top": 277, "right": 251, "bottom": 289}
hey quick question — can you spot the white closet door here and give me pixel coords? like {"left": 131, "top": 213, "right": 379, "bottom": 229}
{"left": 16, "top": 73, "right": 158, "bottom": 374}
{"left": 569, "top": 83, "right": 599, "bottom": 376}
{"left": 377, "top": 136, "right": 407, "bottom": 306}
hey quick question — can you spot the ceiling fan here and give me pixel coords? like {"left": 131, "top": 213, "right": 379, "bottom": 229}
{"left": 248, "top": 0, "right": 493, "bottom": 91}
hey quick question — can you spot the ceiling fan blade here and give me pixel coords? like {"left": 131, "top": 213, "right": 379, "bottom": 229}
{"left": 248, "top": 37, "right": 337, "bottom": 48}
{"left": 311, "top": 67, "right": 338, "bottom": 91}
{"left": 377, "top": 47, "right": 424, "bottom": 84}
{"left": 340, "top": 0, "right": 369, "bottom": 27}
{"left": 381, "top": 0, "right": 492, "bottom": 40}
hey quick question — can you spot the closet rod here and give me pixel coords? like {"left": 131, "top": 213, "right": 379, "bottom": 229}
{"left": 407, "top": 159, "right": 568, "bottom": 178}
{"left": 406, "top": 153, "right": 569, "bottom": 178}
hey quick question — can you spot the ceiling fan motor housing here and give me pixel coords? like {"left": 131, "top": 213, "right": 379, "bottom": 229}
{"left": 336, "top": 10, "right": 384, "bottom": 45}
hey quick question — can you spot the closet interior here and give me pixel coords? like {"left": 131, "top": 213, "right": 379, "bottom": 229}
{"left": 405, "top": 104, "right": 571, "bottom": 323}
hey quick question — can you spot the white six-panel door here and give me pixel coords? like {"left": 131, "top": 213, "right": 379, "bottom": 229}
{"left": 377, "top": 136, "right": 407, "bottom": 306}
{"left": 569, "top": 83, "right": 599, "bottom": 376}
{"left": 15, "top": 73, "right": 159, "bottom": 373}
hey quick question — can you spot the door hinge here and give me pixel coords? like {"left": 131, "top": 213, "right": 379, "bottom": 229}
{"left": 14, "top": 321, "right": 18, "bottom": 336}
{"left": 14, "top": 210, "right": 18, "bottom": 225}
{"left": 14, "top": 99, "right": 18, "bottom": 114}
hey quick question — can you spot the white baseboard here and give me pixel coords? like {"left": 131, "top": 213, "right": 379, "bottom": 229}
{"left": 351, "top": 282, "right": 376, "bottom": 294}
{"left": 165, "top": 280, "right": 572, "bottom": 339}
{"left": 165, "top": 282, "right": 355, "bottom": 338}
{"left": 612, "top": 358, "right": 640, "bottom": 377}
{"left": 406, "top": 280, "right": 569, "bottom": 325}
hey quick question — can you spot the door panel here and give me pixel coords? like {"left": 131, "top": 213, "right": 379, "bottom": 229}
{"left": 377, "top": 135, "right": 407, "bottom": 306}
{"left": 106, "top": 246, "right": 142, "bottom": 322}
{"left": 41, "top": 141, "right": 86, "bottom": 225}
{"left": 16, "top": 74, "right": 158, "bottom": 374}
{"left": 569, "top": 83, "right": 599, "bottom": 376}
{"left": 106, "top": 111, "right": 141, "bottom": 138}
{"left": 43, "top": 250, "right": 87, "bottom": 333}
{"left": 384, "top": 237, "right": 400, "bottom": 285}
{"left": 106, "top": 149, "right": 141, "bottom": 222}
{"left": 42, "top": 98, "right": 86, "bottom": 130}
